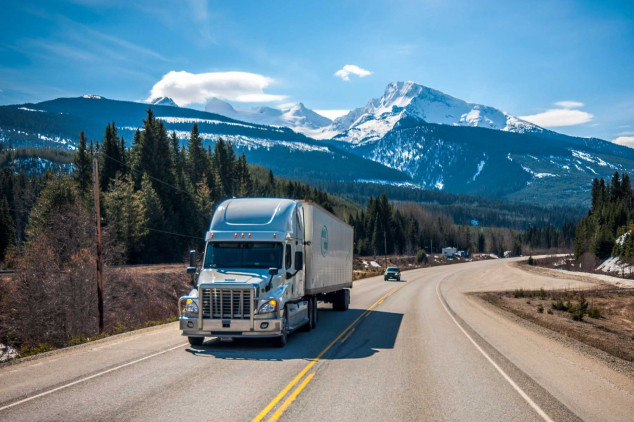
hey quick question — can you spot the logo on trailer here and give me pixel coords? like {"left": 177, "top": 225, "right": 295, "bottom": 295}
{"left": 321, "top": 225, "right": 328, "bottom": 257}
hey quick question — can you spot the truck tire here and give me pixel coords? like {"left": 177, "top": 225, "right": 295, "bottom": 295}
{"left": 313, "top": 296, "right": 319, "bottom": 328}
{"left": 188, "top": 336, "right": 204, "bottom": 346}
{"left": 333, "top": 289, "right": 349, "bottom": 311}
{"left": 301, "top": 298, "right": 313, "bottom": 332}
{"left": 274, "top": 310, "right": 288, "bottom": 347}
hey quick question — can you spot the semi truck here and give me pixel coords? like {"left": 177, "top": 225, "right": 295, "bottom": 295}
{"left": 178, "top": 198, "right": 353, "bottom": 347}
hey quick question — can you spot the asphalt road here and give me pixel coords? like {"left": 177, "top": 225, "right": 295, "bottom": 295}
{"left": 1, "top": 259, "right": 632, "bottom": 421}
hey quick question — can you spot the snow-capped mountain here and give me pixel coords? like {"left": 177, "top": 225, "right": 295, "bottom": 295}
{"left": 204, "top": 98, "right": 331, "bottom": 137}
{"left": 331, "top": 81, "right": 547, "bottom": 145}
{"left": 149, "top": 97, "right": 178, "bottom": 107}
{"left": 3, "top": 88, "right": 634, "bottom": 207}
{"left": 0, "top": 95, "right": 408, "bottom": 187}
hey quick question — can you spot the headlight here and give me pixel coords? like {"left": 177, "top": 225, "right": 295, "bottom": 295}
{"left": 185, "top": 298, "right": 199, "bottom": 313}
{"left": 257, "top": 299, "right": 278, "bottom": 314}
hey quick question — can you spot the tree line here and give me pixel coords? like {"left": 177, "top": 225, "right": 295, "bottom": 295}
{"left": 348, "top": 194, "right": 574, "bottom": 257}
{"left": 574, "top": 171, "right": 634, "bottom": 261}
{"left": 0, "top": 108, "right": 341, "bottom": 266}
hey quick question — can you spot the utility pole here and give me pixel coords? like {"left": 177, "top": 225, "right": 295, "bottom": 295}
{"left": 93, "top": 158, "right": 104, "bottom": 333}
{"left": 384, "top": 230, "right": 387, "bottom": 267}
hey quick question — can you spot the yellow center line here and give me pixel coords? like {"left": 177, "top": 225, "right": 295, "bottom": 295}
{"left": 267, "top": 373, "right": 316, "bottom": 422}
{"left": 339, "top": 327, "right": 355, "bottom": 343}
{"left": 251, "top": 278, "right": 414, "bottom": 422}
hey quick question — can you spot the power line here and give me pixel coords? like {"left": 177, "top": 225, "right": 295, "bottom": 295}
{"left": 98, "top": 151, "right": 198, "bottom": 201}
{"left": 143, "top": 226, "right": 205, "bottom": 241}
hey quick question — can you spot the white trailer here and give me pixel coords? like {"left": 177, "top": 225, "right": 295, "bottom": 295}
{"left": 178, "top": 198, "right": 353, "bottom": 347}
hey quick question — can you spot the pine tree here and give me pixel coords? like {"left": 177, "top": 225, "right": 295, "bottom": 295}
{"left": 0, "top": 197, "right": 15, "bottom": 261}
{"left": 138, "top": 174, "right": 164, "bottom": 263}
{"left": 236, "top": 153, "right": 253, "bottom": 197}
{"left": 212, "top": 138, "right": 237, "bottom": 197}
{"left": 187, "top": 123, "right": 207, "bottom": 186}
{"left": 99, "top": 122, "right": 125, "bottom": 191}
{"left": 131, "top": 109, "right": 175, "bottom": 216}
{"left": 72, "top": 131, "right": 92, "bottom": 195}
{"left": 195, "top": 178, "right": 213, "bottom": 233}
{"left": 102, "top": 175, "right": 148, "bottom": 262}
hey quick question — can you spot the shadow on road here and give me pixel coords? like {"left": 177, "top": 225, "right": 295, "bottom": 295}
{"left": 185, "top": 308, "right": 403, "bottom": 361}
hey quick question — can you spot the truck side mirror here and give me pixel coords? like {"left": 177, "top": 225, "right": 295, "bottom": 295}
{"left": 186, "top": 250, "right": 196, "bottom": 274}
{"left": 268, "top": 268, "right": 279, "bottom": 276}
{"left": 294, "top": 251, "right": 303, "bottom": 271}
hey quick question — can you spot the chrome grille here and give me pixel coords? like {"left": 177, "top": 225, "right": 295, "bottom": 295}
{"left": 201, "top": 288, "right": 252, "bottom": 319}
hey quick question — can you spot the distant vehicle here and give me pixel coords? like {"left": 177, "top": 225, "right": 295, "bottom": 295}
{"left": 178, "top": 198, "right": 353, "bottom": 347}
{"left": 384, "top": 266, "right": 401, "bottom": 281}
{"left": 442, "top": 247, "right": 457, "bottom": 258}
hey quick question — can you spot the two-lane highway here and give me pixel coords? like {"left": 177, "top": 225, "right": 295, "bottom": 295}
{"left": 1, "top": 259, "right": 632, "bottom": 421}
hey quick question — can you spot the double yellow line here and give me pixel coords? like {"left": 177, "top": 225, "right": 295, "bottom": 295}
{"left": 252, "top": 280, "right": 412, "bottom": 422}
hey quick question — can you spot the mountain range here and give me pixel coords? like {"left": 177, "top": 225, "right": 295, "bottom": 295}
{"left": 1, "top": 81, "right": 632, "bottom": 207}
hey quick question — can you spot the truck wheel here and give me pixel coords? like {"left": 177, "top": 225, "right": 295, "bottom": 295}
{"left": 274, "top": 310, "right": 288, "bottom": 347}
{"left": 333, "top": 289, "right": 349, "bottom": 311}
{"left": 307, "top": 296, "right": 317, "bottom": 329}
{"left": 301, "top": 299, "right": 313, "bottom": 332}
{"left": 312, "top": 296, "right": 318, "bottom": 327}
{"left": 188, "top": 336, "right": 204, "bottom": 346}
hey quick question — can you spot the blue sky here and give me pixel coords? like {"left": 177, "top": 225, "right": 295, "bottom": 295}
{"left": 1, "top": 0, "right": 633, "bottom": 144}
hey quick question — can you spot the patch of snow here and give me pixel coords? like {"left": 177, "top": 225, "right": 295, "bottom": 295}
{"left": 370, "top": 261, "right": 381, "bottom": 268}
{"left": 472, "top": 159, "right": 485, "bottom": 181}
{"left": 82, "top": 94, "right": 103, "bottom": 99}
{"left": 157, "top": 116, "right": 278, "bottom": 131}
{"left": 616, "top": 232, "right": 629, "bottom": 246}
{"left": 17, "top": 107, "right": 45, "bottom": 112}
{"left": 534, "top": 172, "right": 556, "bottom": 178}
{"left": 569, "top": 150, "right": 615, "bottom": 169}
{"left": 0, "top": 343, "right": 19, "bottom": 362}
{"left": 168, "top": 130, "right": 332, "bottom": 154}
{"left": 353, "top": 179, "right": 422, "bottom": 188}
{"left": 596, "top": 257, "right": 634, "bottom": 285}
{"left": 521, "top": 164, "right": 556, "bottom": 179}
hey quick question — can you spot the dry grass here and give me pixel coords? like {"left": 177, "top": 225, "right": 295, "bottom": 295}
{"left": 0, "top": 264, "right": 191, "bottom": 359}
{"left": 479, "top": 287, "right": 634, "bottom": 362}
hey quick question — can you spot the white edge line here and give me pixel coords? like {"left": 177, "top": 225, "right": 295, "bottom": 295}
{"left": 435, "top": 283, "right": 554, "bottom": 422}
{"left": 0, "top": 343, "right": 187, "bottom": 412}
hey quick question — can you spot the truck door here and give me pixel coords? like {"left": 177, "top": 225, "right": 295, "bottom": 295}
{"left": 294, "top": 206, "right": 305, "bottom": 297}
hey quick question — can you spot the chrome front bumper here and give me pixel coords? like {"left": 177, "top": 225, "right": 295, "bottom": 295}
{"left": 179, "top": 316, "right": 283, "bottom": 338}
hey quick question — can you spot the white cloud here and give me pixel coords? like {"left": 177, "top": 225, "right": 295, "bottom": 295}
{"left": 520, "top": 101, "right": 593, "bottom": 127}
{"left": 334, "top": 64, "right": 372, "bottom": 81}
{"left": 315, "top": 109, "right": 350, "bottom": 120}
{"left": 554, "top": 100, "right": 584, "bottom": 108}
{"left": 147, "top": 71, "right": 287, "bottom": 106}
{"left": 612, "top": 136, "right": 634, "bottom": 149}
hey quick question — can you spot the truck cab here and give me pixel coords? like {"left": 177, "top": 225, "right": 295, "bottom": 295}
{"left": 179, "top": 198, "right": 309, "bottom": 347}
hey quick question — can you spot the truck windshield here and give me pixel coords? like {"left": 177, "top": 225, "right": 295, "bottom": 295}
{"left": 204, "top": 242, "right": 283, "bottom": 269}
